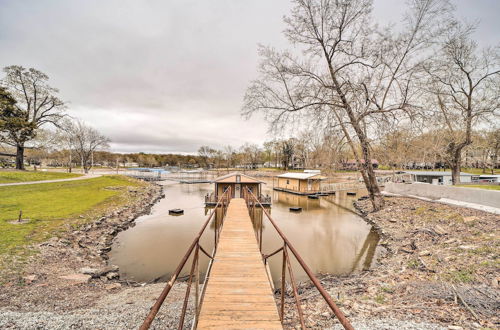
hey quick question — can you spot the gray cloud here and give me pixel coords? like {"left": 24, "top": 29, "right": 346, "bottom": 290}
{"left": 1, "top": 0, "right": 497, "bottom": 153}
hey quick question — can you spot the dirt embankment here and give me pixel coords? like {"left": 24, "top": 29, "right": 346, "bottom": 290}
{"left": 285, "top": 196, "right": 499, "bottom": 329}
{"left": 0, "top": 181, "right": 163, "bottom": 313}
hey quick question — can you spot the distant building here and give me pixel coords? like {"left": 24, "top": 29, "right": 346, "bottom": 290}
{"left": 211, "top": 172, "right": 265, "bottom": 200}
{"left": 404, "top": 171, "right": 476, "bottom": 185}
{"left": 274, "top": 172, "right": 326, "bottom": 195}
{"left": 124, "top": 162, "right": 139, "bottom": 167}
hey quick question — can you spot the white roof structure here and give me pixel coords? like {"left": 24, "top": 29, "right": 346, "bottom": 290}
{"left": 303, "top": 170, "right": 321, "bottom": 174}
{"left": 404, "top": 171, "right": 474, "bottom": 176}
{"left": 213, "top": 172, "right": 266, "bottom": 184}
{"left": 277, "top": 173, "right": 326, "bottom": 180}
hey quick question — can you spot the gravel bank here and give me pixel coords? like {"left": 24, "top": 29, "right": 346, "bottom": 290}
{"left": 0, "top": 283, "right": 193, "bottom": 330}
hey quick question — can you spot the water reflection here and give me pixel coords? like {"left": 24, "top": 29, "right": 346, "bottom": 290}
{"left": 109, "top": 180, "right": 379, "bottom": 283}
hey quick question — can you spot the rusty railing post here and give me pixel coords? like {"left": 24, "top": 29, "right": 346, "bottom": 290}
{"left": 178, "top": 246, "right": 199, "bottom": 330}
{"left": 194, "top": 243, "right": 200, "bottom": 328}
{"left": 285, "top": 246, "right": 306, "bottom": 329}
{"left": 280, "top": 244, "right": 286, "bottom": 322}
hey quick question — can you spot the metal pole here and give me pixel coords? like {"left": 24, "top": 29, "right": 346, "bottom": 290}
{"left": 194, "top": 244, "right": 200, "bottom": 328}
{"left": 259, "top": 215, "right": 263, "bottom": 252}
{"left": 280, "top": 245, "right": 286, "bottom": 322}
{"left": 285, "top": 247, "right": 305, "bottom": 329}
{"left": 178, "top": 248, "right": 198, "bottom": 330}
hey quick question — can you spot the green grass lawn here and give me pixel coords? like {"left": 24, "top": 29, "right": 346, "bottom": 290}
{"left": 457, "top": 184, "right": 500, "bottom": 191}
{"left": 0, "top": 175, "right": 144, "bottom": 257}
{"left": 0, "top": 170, "right": 82, "bottom": 184}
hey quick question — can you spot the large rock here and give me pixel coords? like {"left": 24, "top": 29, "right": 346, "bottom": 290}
{"left": 79, "top": 265, "right": 119, "bottom": 278}
{"left": 59, "top": 274, "right": 91, "bottom": 284}
{"left": 80, "top": 267, "right": 98, "bottom": 275}
{"left": 106, "top": 272, "right": 119, "bottom": 280}
{"left": 22, "top": 275, "right": 37, "bottom": 284}
{"left": 105, "top": 283, "right": 121, "bottom": 290}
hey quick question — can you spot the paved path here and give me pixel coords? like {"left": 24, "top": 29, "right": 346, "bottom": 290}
{"left": 0, "top": 174, "right": 102, "bottom": 187}
{"left": 197, "top": 198, "right": 282, "bottom": 329}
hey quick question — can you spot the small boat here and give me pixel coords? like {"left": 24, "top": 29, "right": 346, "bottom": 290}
{"left": 289, "top": 207, "right": 302, "bottom": 212}
{"left": 317, "top": 193, "right": 329, "bottom": 196}
{"left": 358, "top": 196, "right": 369, "bottom": 201}
{"left": 308, "top": 195, "right": 319, "bottom": 199}
{"left": 169, "top": 209, "right": 184, "bottom": 215}
{"left": 346, "top": 192, "right": 357, "bottom": 196}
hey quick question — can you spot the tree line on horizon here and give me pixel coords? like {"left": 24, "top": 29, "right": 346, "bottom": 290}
{"left": 1, "top": 0, "right": 499, "bottom": 212}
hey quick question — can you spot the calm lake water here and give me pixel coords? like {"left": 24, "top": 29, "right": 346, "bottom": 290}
{"left": 109, "top": 179, "right": 379, "bottom": 283}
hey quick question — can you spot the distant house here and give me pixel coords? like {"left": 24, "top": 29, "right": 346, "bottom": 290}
{"left": 404, "top": 171, "right": 476, "bottom": 185}
{"left": 274, "top": 172, "right": 326, "bottom": 195}
{"left": 124, "top": 162, "right": 139, "bottom": 167}
{"left": 342, "top": 159, "right": 379, "bottom": 170}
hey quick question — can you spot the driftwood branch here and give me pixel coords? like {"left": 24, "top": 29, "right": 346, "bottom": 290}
{"left": 451, "top": 284, "right": 480, "bottom": 322}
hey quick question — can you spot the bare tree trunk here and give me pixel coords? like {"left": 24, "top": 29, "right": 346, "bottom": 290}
{"left": 359, "top": 139, "right": 384, "bottom": 210}
{"left": 449, "top": 147, "right": 462, "bottom": 185}
{"left": 16, "top": 144, "right": 25, "bottom": 170}
{"left": 68, "top": 152, "right": 72, "bottom": 173}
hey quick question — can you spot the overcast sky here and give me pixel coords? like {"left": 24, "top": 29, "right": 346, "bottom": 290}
{"left": 0, "top": 0, "right": 498, "bottom": 154}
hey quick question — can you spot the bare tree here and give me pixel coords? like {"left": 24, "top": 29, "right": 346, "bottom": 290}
{"left": 422, "top": 23, "right": 500, "bottom": 184}
{"left": 1, "top": 66, "right": 65, "bottom": 169}
{"left": 240, "top": 143, "right": 263, "bottom": 169}
{"left": 243, "top": 0, "right": 452, "bottom": 210}
{"left": 65, "top": 120, "right": 110, "bottom": 174}
{"left": 198, "top": 145, "right": 216, "bottom": 168}
{"left": 281, "top": 139, "right": 295, "bottom": 170}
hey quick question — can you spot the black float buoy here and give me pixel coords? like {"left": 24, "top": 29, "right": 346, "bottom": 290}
{"left": 347, "top": 192, "right": 357, "bottom": 196}
{"left": 169, "top": 208, "right": 184, "bottom": 215}
{"left": 289, "top": 207, "right": 302, "bottom": 212}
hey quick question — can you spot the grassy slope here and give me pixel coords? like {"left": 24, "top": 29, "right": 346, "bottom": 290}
{"left": 0, "top": 170, "right": 82, "bottom": 184}
{"left": 0, "top": 175, "right": 144, "bottom": 257}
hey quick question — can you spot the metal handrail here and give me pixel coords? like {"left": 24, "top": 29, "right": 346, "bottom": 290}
{"left": 140, "top": 187, "right": 232, "bottom": 330}
{"left": 243, "top": 187, "right": 354, "bottom": 330}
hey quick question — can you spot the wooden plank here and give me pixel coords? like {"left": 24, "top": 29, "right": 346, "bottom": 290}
{"left": 198, "top": 198, "right": 282, "bottom": 329}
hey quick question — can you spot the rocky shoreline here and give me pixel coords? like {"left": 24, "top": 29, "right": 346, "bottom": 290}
{"left": 0, "top": 179, "right": 164, "bottom": 313}
{"left": 282, "top": 195, "right": 499, "bottom": 329}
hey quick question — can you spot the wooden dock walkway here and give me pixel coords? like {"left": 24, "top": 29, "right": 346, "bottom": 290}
{"left": 197, "top": 198, "right": 282, "bottom": 329}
